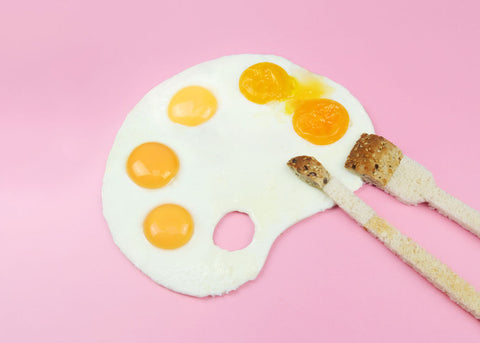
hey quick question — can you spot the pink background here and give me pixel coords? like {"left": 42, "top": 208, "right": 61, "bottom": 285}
{"left": 1, "top": 0, "right": 480, "bottom": 341}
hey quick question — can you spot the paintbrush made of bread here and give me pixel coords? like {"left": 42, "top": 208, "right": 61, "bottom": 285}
{"left": 288, "top": 155, "right": 480, "bottom": 320}
{"left": 345, "top": 134, "right": 480, "bottom": 239}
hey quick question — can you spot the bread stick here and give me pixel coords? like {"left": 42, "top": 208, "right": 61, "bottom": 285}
{"left": 288, "top": 155, "right": 480, "bottom": 320}
{"left": 345, "top": 134, "right": 480, "bottom": 239}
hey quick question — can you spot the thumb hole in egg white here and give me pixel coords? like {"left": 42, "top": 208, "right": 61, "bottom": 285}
{"left": 213, "top": 212, "right": 255, "bottom": 251}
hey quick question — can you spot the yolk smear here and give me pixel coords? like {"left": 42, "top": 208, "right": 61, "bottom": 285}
{"left": 168, "top": 86, "right": 217, "bottom": 126}
{"left": 127, "top": 142, "right": 179, "bottom": 189}
{"left": 285, "top": 77, "right": 333, "bottom": 114}
{"left": 292, "top": 99, "right": 349, "bottom": 145}
{"left": 239, "top": 62, "right": 293, "bottom": 104}
{"left": 143, "top": 204, "right": 194, "bottom": 249}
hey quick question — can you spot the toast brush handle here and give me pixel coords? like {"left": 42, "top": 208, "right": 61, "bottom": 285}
{"left": 385, "top": 156, "right": 480, "bottom": 239}
{"left": 324, "top": 177, "right": 480, "bottom": 320}
{"left": 363, "top": 214, "right": 480, "bottom": 319}
{"left": 425, "top": 186, "right": 480, "bottom": 239}
{"left": 288, "top": 156, "right": 480, "bottom": 320}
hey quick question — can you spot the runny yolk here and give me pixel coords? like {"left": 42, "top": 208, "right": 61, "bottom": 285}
{"left": 143, "top": 204, "right": 194, "bottom": 249}
{"left": 168, "top": 86, "right": 217, "bottom": 126}
{"left": 239, "top": 62, "right": 293, "bottom": 104}
{"left": 292, "top": 99, "right": 349, "bottom": 145}
{"left": 126, "top": 142, "right": 179, "bottom": 189}
{"left": 285, "top": 77, "right": 332, "bottom": 114}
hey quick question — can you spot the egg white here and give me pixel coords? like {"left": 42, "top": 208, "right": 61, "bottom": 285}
{"left": 102, "top": 54, "right": 374, "bottom": 296}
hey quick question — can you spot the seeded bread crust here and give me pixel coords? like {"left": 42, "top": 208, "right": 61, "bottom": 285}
{"left": 345, "top": 133, "right": 403, "bottom": 188}
{"left": 287, "top": 156, "right": 331, "bottom": 190}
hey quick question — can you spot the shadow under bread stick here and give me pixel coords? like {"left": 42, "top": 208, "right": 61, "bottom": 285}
{"left": 344, "top": 133, "right": 480, "bottom": 239}
{"left": 287, "top": 155, "right": 480, "bottom": 320}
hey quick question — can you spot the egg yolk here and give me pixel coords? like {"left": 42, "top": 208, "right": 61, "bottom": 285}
{"left": 144, "top": 204, "right": 194, "bottom": 249}
{"left": 239, "top": 62, "right": 293, "bottom": 104}
{"left": 292, "top": 99, "right": 349, "bottom": 145}
{"left": 168, "top": 86, "right": 217, "bottom": 126}
{"left": 126, "top": 142, "right": 179, "bottom": 189}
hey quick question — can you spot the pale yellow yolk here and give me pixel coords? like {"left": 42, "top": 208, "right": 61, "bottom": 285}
{"left": 143, "top": 204, "right": 194, "bottom": 249}
{"left": 239, "top": 62, "right": 293, "bottom": 104}
{"left": 126, "top": 142, "right": 179, "bottom": 189}
{"left": 168, "top": 86, "right": 217, "bottom": 126}
{"left": 292, "top": 99, "right": 349, "bottom": 145}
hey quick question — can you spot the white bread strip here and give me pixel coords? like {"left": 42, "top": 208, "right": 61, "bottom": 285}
{"left": 426, "top": 186, "right": 480, "bottom": 236}
{"left": 363, "top": 215, "right": 480, "bottom": 319}
{"left": 288, "top": 156, "right": 480, "bottom": 320}
{"left": 387, "top": 156, "right": 480, "bottom": 238}
{"left": 345, "top": 134, "right": 480, "bottom": 239}
{"left": 324, "top": 178, "right": 375, "bottom": 225}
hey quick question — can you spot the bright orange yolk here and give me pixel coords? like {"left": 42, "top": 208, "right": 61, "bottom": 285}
{"left": 292, "top": 99, "right": 349, "bottom": 145}
{"left": 168, "top": 86, "right": 217, "bottom": 126}
{"left": 126, "top": 142, "right": 179, "bottom": 189}
{"left": 239, "top": 62, "right": 293, "bottom": 104}
{"left": 143, "top": 204, "right": 194, "bottom": 249}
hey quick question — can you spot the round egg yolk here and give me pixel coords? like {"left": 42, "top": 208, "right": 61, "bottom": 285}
{"left": 292, "top": 99, "right": 349, "bottom": 145}
{"left": 168, "top": 86, "right": 217, "bottom": 126}
{"left": 239, "top": 62, "right": 293, "bottom": 104}
{"left": 143, "top": 204, "right": 194, "bottom": 249}
{"left": 126, "top": 142, "right": 179, "bottom": 189}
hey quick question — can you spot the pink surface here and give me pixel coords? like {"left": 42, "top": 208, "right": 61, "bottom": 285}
{"left": 1, "top": 0, "right": 480, "bottom": 341}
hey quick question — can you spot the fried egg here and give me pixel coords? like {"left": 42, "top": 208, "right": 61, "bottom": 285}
{"left": 102, "top": 54, "right": 374, "bottom": 296}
